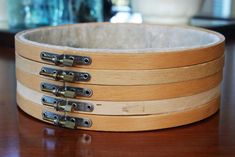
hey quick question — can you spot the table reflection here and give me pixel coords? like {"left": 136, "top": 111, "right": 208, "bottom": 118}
{"left": 17, "top": 107, "right": 221, "bottom": 157}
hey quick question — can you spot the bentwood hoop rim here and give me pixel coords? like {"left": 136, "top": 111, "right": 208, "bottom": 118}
{"left": 15, "top": 22, "right": 225, "bottom": 54}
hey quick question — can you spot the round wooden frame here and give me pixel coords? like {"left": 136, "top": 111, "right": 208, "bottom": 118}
{"left": 17, "top": 81, "right": 220, "bottom": 115}
{"left": 16, "top": 68, "right": 222, "bottom": 101}
{"left": 16, "top": 53, "right": 224, "bottom": 85}
{"left": 15, "top": 23, "right": 225, "bottom": 70}
{"left": 17, "top": 94, "right": 220, "bottom": 131}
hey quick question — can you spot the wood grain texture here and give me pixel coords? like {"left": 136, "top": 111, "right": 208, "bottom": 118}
{"left": 16, "top": 68, "right": 222, "bottom": 101}
{"left": 17, "top": 92, "right": 220, "bottom": 131}
{"left": 1, "top": 45, "right": 235, "bottom": 156}
{"left": 17, "top": 81, "right": 220, "bottom": 115}
{"left": 16, "top": 52, "right": 224, "bottom": 85}
{"left": 15, "top": 23, "right": 225, "bottom": 70}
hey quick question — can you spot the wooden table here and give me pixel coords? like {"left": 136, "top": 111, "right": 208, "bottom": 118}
{"left": 0, "top": 39, "right": 234, "bottom": 157}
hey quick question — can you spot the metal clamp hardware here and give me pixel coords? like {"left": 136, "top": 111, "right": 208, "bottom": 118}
{"left": 39, "top": 67, "right": 91, "bottom": 82}
{"left": 40, "top": 52, "right": 92, "bottom": 66}
{"left": 40, "top": 83, "right": 93, "bottom": 98}
{"left": 42, "top": 111, "right": 92, "bottom": 129}
{"left": 41, "top": 95, "right": 94, "bottom": 112}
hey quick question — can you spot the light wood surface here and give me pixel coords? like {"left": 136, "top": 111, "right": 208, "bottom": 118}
{"left": 17, "top": 93, "right": 220, "bottom": 131}
{"left": 16, "top": 68, "right": 222, "bottom": 101}
{"left": 2, "top": 43, "right": 235, "bottom": 156}
{"left": 14, "top": 23, "right": 224, "bottom": 131}
{"left": 16, "top": 53, "right": 224, "bottom": 85}
{"left": 17, "top": 81, "right": 220, "bottom": 115}
{"left": 15, "top": 23, "right": 225, "bottom": 70}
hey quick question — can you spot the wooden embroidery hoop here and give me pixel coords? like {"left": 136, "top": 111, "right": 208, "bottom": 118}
{"left": 15, "top": 23, "right": 225, "bottom": 131}
{"left": 16, "top": 53, "right": 224, "bottom": 85}
{"left": 15, "top": 23, "right": 225, "bottom": 70}
{"left": 17, "top": 93, "right": 220, "bottom": 132}
{"left": 17, "top": 81, "right": 220, "bottom": 115}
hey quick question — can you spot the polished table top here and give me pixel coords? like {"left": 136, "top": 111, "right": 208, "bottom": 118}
{"left": 0, "top": 44, "right": 234, "bottom": 157}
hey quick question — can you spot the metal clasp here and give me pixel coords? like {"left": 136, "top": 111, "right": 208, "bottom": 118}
{"left": 41, "top": 95, "right": 94, "bottom": 112}
{"left": 40, "top": 67, "right": 91, "bottom": 82}
{"left": 40, "top": 52, "right": 92, "bottom": 66}
{"left": 40, "top": 83, "right": 92, "bottom": 98}
{"left": 42, "top": 111, "right": 92, "bottom": 129}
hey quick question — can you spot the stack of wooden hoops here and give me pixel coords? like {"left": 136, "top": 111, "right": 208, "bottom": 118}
{"left": 15, "top": 23, "right": 225, "bottom": 131}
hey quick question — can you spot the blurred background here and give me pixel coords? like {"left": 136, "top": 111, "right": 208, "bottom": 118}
{"left": 0, "top": 0, "right": 235, "bottom": 29}
{"left": 0, "top": 0, "right": 235, "bottom": 47}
